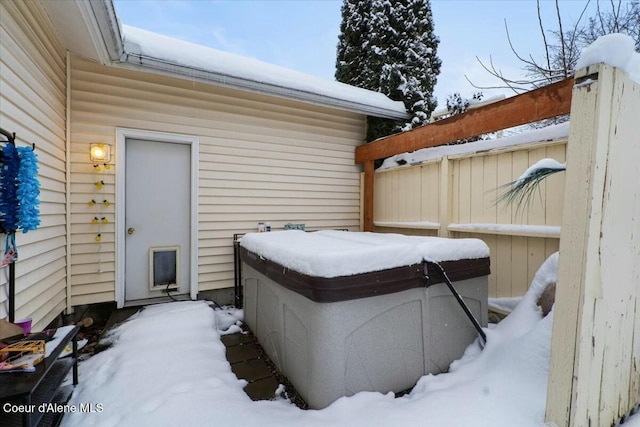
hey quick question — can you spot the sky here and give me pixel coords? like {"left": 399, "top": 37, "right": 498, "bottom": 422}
{"left": 113, "top": 0, "right": 616, "bottom": 109}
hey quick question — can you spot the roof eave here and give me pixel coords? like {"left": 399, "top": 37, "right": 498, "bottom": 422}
{"left": 60, "top": 0, "right": 408, "bottom": 120}
{"left": 118, "top": 53, "right": 409, "bottom": 120}
{"left": 87, "top": 0, "right": 125, "bottom": 62}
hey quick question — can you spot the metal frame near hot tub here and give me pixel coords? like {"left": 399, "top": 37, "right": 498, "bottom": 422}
{"left": 240, "top": 247, "right": 489, "bottom": 409}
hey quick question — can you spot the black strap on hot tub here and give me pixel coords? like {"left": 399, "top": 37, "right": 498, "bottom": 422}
{"left": 428, "top": 261, "right": 487, "bottom": 345}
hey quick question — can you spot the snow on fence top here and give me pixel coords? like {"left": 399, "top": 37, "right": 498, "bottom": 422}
{"left": 576, "top": 33, "right": 640, "bottom": 84}
{"left": 240, "top": 230, "right": 489, "bottom": 278}
{"left": 377, "top": 34, "right": 640, "bottom": 172}
{"left": 121, "top": 25, "right": 407, "bottom": 118}
{"left": 379, "top": 121, "right": 570, "bottom": 170}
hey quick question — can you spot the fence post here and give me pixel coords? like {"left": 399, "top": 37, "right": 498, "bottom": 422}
{"left": 438, "top": 157, "right": 450, "bottom": 237}
{"left": 363, "top": 160, "right": 375, "bottom": 232}
{"left": 545, "top": 64, "right": 640, "bottom": 426}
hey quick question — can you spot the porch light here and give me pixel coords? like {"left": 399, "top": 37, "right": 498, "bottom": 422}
{"left": 90, "top": 143, "right": 111, "bottom": 163}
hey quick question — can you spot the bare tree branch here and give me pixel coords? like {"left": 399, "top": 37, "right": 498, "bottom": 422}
{"left": 468, "top": 0, "right": 640, "bottom": 97}
{"left": 567, "top": 0, "right": 592, "bottom": 71}
{"left": 597, "top": 0, "right": 606, "bottom": 34}
{"left": 612, "top": 0, "right": 621, "bottom": 32}
{"left": 503, "top": 20, "right": 540, "bottom": 68}
{"left": 537, "top": 0, "right": 552, "bottom": 71}
{"left": 555, "top": 0, "right": 568, "bottom": 77}
{"left": 465, "top": 56, "right": 553, "bottom": 93}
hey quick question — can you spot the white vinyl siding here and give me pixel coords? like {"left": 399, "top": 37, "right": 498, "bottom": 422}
{"left": 0, "top": 1, "right": 67, "bottom": 329}
{"left": 70, "top": 56, "right": 366, "bottom": 303}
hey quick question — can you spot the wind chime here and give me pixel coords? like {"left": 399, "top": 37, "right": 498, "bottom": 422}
{"left": 0, "top": 127, "right": 40, "bottom": 322}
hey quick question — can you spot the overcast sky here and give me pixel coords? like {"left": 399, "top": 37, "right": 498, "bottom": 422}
{"left": 113, "top": 0, "right": 608, "bottom": 108}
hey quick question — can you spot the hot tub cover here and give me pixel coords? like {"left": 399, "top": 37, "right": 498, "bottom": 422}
{"left": 240, "top": 230, "right": 489, "bottom": 278}
{"left": 239, "top": 230, "right": 490, "bottom": 303}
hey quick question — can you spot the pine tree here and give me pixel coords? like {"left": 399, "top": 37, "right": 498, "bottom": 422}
{"left": 336, "top": 0, "right": 441, "bottom": 141}
{"left": 336, "top": 1, "right": 373, "bottom": 89}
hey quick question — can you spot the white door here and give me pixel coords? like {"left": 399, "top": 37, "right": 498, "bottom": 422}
{"left": 124, "top": 138, "right": 191, "bottom": 302}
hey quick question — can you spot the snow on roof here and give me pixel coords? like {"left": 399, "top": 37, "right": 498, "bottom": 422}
{"left": 239, "top": 230, "right": 489, "bottom": 278}
{"left": 121, "top": 25, "right": 408, "bottom": 119}
{"left": 379, "top": 121, "right": 570, "bottom": 170}
{"left": 576, "top": 33, "right": 640, "bottom": 84}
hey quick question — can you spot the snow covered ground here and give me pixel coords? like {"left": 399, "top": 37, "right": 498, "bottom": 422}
{"left": 59, "top": 252, "right": 634, "bottom": 427}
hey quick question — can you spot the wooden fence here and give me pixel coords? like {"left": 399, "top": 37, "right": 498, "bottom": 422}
{"left": 357, "top": 67, "right": 640, "bottom": 425}
{"left": 371, "top": 135, "right": 567, "bottom": 299}
{"left": 355, "top": 78, "right": 574, "bottom": 233}
{"left": 545, "top": 64, "right": 640, "bottom": 426}
{"left": 356, "top": 78, "right": 573, "bottom": 299}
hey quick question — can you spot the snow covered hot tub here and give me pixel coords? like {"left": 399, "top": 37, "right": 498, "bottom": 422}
{"left": 240, "top": 230, "right": 489, "bottom": 409}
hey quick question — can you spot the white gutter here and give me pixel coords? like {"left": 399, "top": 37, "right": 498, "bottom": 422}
{"left": 86, "top": 0, "right": 408, "bottom": 120}
{"left": 117, "top": 52, "right": 409, "bottom": 120}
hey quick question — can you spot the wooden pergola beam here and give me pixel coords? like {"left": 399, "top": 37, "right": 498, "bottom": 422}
{"left": 356, "top": 77, "right": 574, "bottom": 164}
{"left": 357, "top": 77, "right": 574, "bottom": 231}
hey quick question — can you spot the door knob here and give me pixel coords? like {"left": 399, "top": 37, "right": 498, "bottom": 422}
{"left": 127, "top": 227, "right": 135, "bottom": 235}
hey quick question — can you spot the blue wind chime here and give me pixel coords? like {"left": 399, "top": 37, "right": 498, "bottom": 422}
{"left": 0, "top": 127, "right": 40, "bottom": 322}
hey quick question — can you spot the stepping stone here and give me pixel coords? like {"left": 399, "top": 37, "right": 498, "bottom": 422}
{"left": 221, "top": 326, "right": 305, "bottom": 407}
{"left": 221, "top": 333, "right": 254, "bottom": 347}
{"left": 231, "top": 358, "right": 272, "bottom": 382}
{"left": 244, "top": 376, "right": 281, "bottom": 401}
{"left": 225, "top": 342, "right": 260, "bottom": 363}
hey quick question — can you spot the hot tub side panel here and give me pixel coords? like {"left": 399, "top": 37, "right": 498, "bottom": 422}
{"left": 424, "top": 277, "right": 488, "bottom": 373}
{"left": 242, "top": 264, "right": 428, "bottom": 409}
{"left": 242, "top": 261, "right": 488, "bottom": 409}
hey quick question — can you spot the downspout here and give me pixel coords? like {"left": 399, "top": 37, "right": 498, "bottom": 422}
{"left": 65, "top": 51, "right": 72, "bottom": 314}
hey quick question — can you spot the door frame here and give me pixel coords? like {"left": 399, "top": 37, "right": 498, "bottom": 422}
{"left": 115, "top": 128, "right": 199, "bottom": 308}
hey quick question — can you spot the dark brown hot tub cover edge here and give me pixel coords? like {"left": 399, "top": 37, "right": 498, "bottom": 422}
{"left": 240, "top": 246, "right": 490, "bottom": 303}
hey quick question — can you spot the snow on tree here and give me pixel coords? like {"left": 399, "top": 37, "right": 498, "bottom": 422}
{"left": 440, "top": 92, "right": 486, "bottom": 144}
{"left": 445, "top": 92, "right": 484, "bottom": 117}
{"left": 336, "top": 0, "right": 441, "bottom": 141}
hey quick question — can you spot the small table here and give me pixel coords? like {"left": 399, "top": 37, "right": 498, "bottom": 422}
{"left": 0, "top": 326, "right": 79, "bottom": 427}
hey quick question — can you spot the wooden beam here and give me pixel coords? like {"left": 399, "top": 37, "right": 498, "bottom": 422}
{"left": 363, "top": 160, "right": 374, "bottom": 231}
{"left": 355, "top": 77, "right": 574, "bottom": 164}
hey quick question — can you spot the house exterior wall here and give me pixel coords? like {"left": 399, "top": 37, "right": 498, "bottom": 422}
{"left": 373, "top": 139, "right": 566, "bottom": 298}
{"left": 0, "top": 1, "right": 68, "bottom": 329}
{"left": 69, "top": 56, "right": 366, "bottom": 305}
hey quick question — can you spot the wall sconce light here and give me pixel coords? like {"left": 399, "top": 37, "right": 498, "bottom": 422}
{"left": 90, "top": 143, "right": 111, "bottom": 163}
